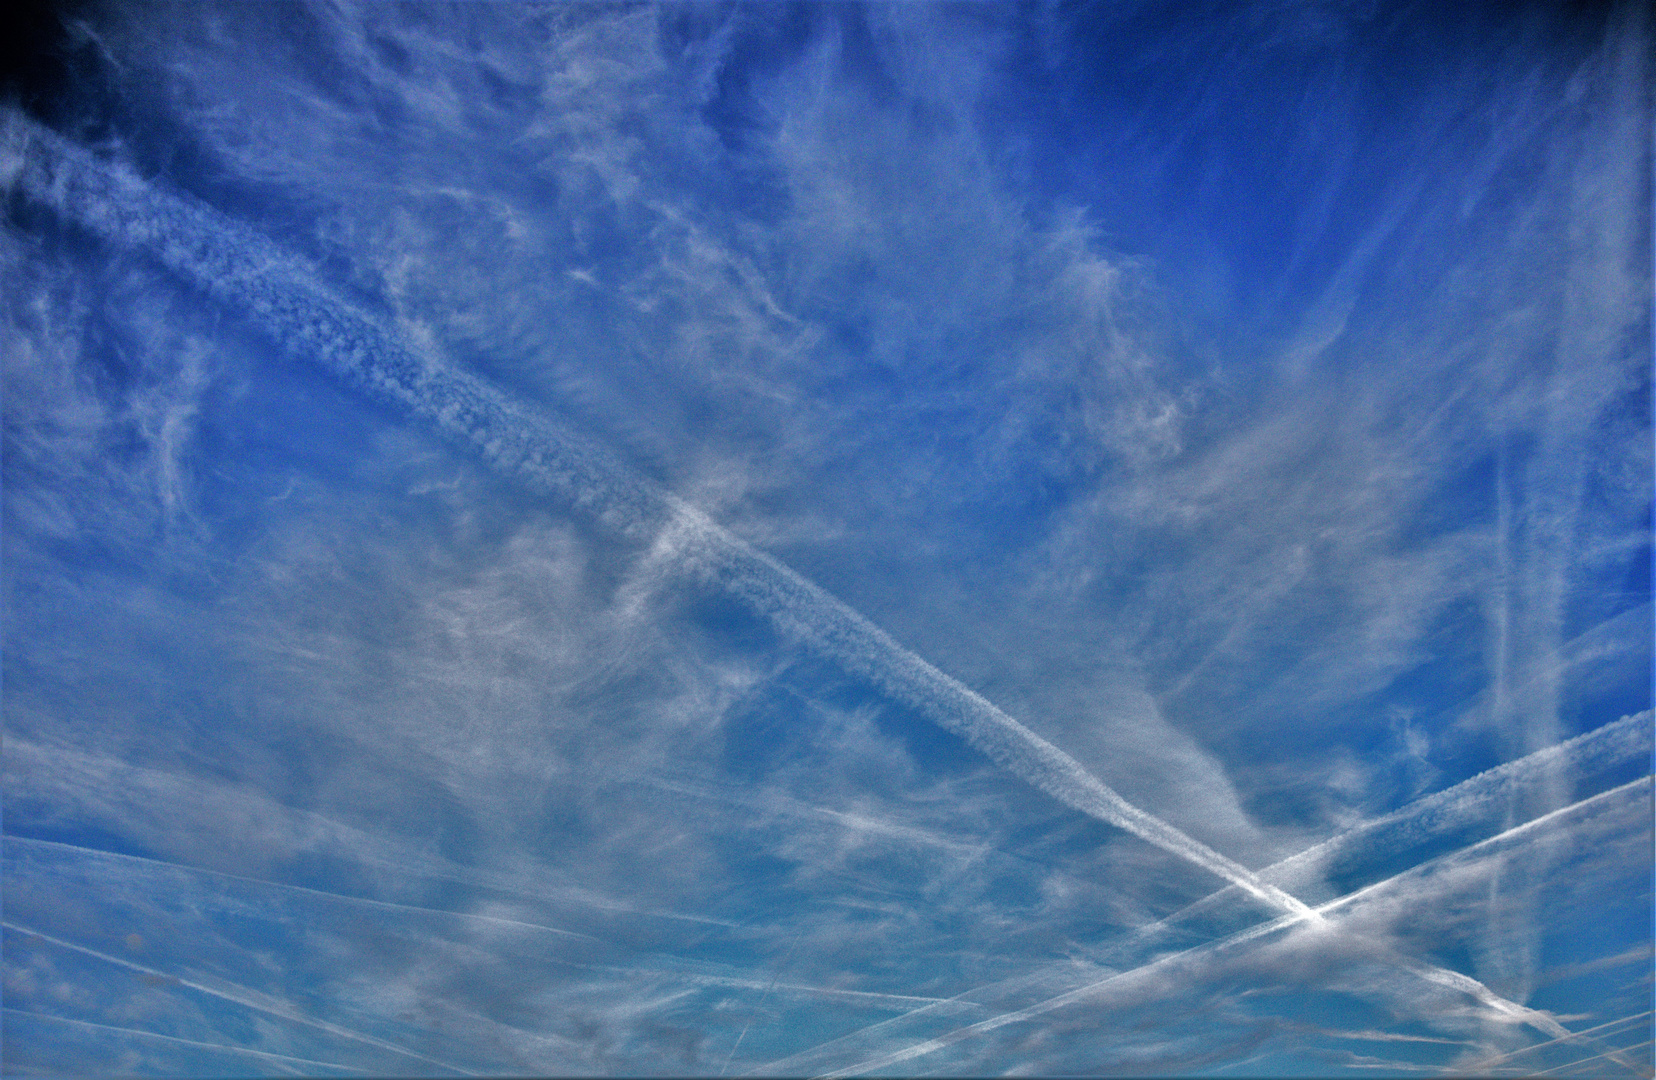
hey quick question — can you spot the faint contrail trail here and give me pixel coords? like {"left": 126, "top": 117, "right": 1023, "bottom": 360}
{"left": 1, "top": 113, "right": 1315, "bottom": 922}
{"left": 4, "top": 736, "right": 741, "bottom": 930}
{"left": 4, "top": 835, "right": 600, "bottom": 942}
{"left": 1531, "top": 1041, "right": 1654, "bottom": 1078}
{"left": 801, "top": 776, "right": 1654, "bottom": 1079}
{"left": 2, "top": 1009, "right": 375, "bottom": 1075}
{"left": 1460, "top": 1009, "right": 1652, "bottom": 1073}
{"left": 747, "top": 712, "right": 1653, "bottom": 1073}
{"left": 6, "top": 836, "right": 963, "bottom": 1012}
{"left": 2, "top": 921, "right": 480, "bottom": 1076}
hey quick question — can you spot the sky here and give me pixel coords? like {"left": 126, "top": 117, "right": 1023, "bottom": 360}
{"left": 1, "top": 1, "right": 1651, "bottom": 1077}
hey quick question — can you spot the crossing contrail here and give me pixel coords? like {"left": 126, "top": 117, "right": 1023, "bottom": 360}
{"left": 3, "top": 112, "right": 1314, "bottom": 921}
{"left": 746, "top": 711, "right": 1653, "bottom": 1074}
{"left": 1461, "top": 1009, "right": 1652, "bottom": 1073}
{"left": 801, "top": 777, "right": 1653, "bottom": 1079}
{"left": 1162, "top": 708, "right": 1652, "bottom": 915}
{"left": 2, "top": 1009, "right": 374, "bottom": 1075}
{"left": 4, "top": 835, "right": 600, "bottom": 942}
{"left": 3, "top": 921, "right": 480, "bottom": 1075}
{"left": 3, "top": 735, "right": 741, "bottom": 930}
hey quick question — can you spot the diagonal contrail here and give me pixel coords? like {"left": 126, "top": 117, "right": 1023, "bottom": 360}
{"left": 4, "top": 835, "right": 600, "bottom": 942}
{"left": 1530, "top": 1040, "right": 1654, "bottom": 1078}
{"left": 4, "top": 736, "right": 742, "bottom": 930}
{"left": 1461, "top": 1009, "right": 1653, "bottom": 1073}
{"left": 1, "top": 1008, "right": 375, "bottom": 1075}
{"left": 2, "top": 921, "right": 480, "bottom": 1075}
{"left": 2, "top": 113, "right": 1314, "bottom": 921}
{"left": 798, "top": 777, "right": 1652, "bottom": 1078}
{"left": 1202, "top": 708, "right": 1652, "bottom": 906}
{"left": 746, "top": 711, "right": 1652, "bottom": 1074}
{"left": 8, "top": 835, "right": 967, "bottom": 1013}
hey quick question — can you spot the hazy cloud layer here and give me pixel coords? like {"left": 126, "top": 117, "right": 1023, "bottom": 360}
{"left": 4, "top": 1, "right": 1650, "bottom": 1076}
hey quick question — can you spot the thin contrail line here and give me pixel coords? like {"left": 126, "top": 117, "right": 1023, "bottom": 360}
{"left": 7, "top": 727, "right": 739, "bottom": 930}
{"left": 719, "top": 935, "right": 804, "bottom": 1076}
{"left": 9, "top": 836, "right": 949, "bottom": 1012}
{"left": 2, "top": 920, "right": 479, "bottom": 1076}
{"left": 1463, "top": 1010, "right": 1654, "bottom": 1072}
{"left": 1, "top": 1008, "right": 373, "bottom": 1074}
{"left": 797, "top": 778, "right": 1653, "bottom": 1078}
{"left": 2, "top": 111, "right": 1314, "bottom": 923}
{"left": 4, "top": 835, "right": 600, "bottom": 942}
{"left": 749, "top": 714, "right": 1651, "bottom": 1073}
{"left": 1530, "top": 1040, "right": 1654, "bottom": 1078}
{"left": 1210, "top": 709, "right": 1651, "bottom": 906}
{"left": 635, "top": 774, "right": 993, "bottom": 860}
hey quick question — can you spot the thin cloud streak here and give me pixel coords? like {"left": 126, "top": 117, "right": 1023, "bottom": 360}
{"left": 1, "top": 921, "right": 480, "bottom": 1076}
{"left": 5, "top": 827, "right": 963, "bottom": 1018}
{"left": 0, "top": 1009, "right": 373, "bottom": 1075}
{"left": 4, "top": 835, "right": 600, "bottom": 943}
{"left": 3, "top": 736, "right": 741, "bottom": 931}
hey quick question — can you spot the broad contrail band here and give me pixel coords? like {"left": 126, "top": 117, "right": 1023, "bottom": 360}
{"left": 2, "top": 115, "right": 1315, "bottom": 921}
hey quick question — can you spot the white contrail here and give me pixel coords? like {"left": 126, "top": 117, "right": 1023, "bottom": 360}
{"left": 803, "top": 777, "right": 1653, "bottom": 1078}
{"left": 1531, "top": 1041, "right": 1653, "bottom": 1078}
{"left": 3, "top": 921, "right": 479, "bottom": 1075}
{"left": 2, "top": 1009, "right": 374, "bottom": 1075}
{"left": 4, "top": 835, "right": 600, "bottom": 942}
{"left": 10, "top": 835, "right": 969, "bottom": 1014}
{"left": 3, "top": 736, "right": 740, "bottom": 930}
{"left": 2, "top": 113, "right": 1316, "bottom": 923}
{"left": 9, "top": 834, "right": 967, "bottom": 1013}
{"left": 748, "top": 711, "right": 1653, "bottom": 1073}
{"left": 1461, "top": 1010, "right": 1653, "bottom": 1073}
{"left": 1156, "top": 709, "right": 1652, "bottom": 921}
{"left": 582, "top": 967, "right": 965, "bottom": 1011}
{"left": 1256, "top": 709, "right": 1652, "bottom": 901}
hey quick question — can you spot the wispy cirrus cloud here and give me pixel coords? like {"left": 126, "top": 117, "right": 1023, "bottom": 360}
{"left": 4, "top": 2, "right": 1648, "bottom": 1076}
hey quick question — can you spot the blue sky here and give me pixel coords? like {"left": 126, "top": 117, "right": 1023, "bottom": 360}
{"left": 2, "top": 2, "right": 1651, "bottom": 1076}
